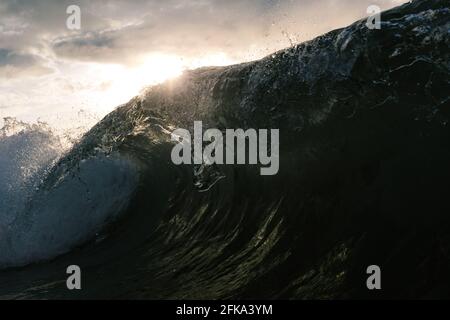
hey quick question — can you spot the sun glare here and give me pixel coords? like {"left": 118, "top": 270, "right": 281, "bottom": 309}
{"left": 139, "top": 54, "right": 185, "bottom": 84}
{"left": 81, "top": 52, "right": 236, "bottom": 118}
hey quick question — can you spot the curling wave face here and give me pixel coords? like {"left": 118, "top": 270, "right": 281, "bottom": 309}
{"left": 0, "top": 118, "right": 140, "bottom": 268}
{"left": 0, "top": 0, "right": 449, "bottom": 299}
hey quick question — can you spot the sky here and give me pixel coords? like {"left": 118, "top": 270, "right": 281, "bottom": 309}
{"left": 0, "top": 0, "right": 408, "bottom": 130}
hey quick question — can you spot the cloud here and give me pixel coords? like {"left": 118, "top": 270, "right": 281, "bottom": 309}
{"left": 50, "top": 0, "right": 272, "bottom": 64}
{"left": 1, "top": 0, "right": 409, "bottom": 67}
{"left": 0, "top": 49, "right": 53, "bottom": 78}
{"left": 48, "top": 0, "right": 409, "bottom": 65}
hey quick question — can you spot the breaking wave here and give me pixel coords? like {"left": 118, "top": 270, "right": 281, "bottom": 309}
{"left": 0, "top": 0, "right": 449, "bottom": 299}
{"left": 0, "top": 118, "right": 139, "bottom": 268}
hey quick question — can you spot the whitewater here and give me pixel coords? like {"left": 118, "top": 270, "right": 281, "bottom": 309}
{"left": 0, "top": 117, "right": 139, "bottom": 268}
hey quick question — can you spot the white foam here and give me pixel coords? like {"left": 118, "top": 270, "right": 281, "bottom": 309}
{"left": 0, "top": 119, "right": 139, "bottom": 268}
